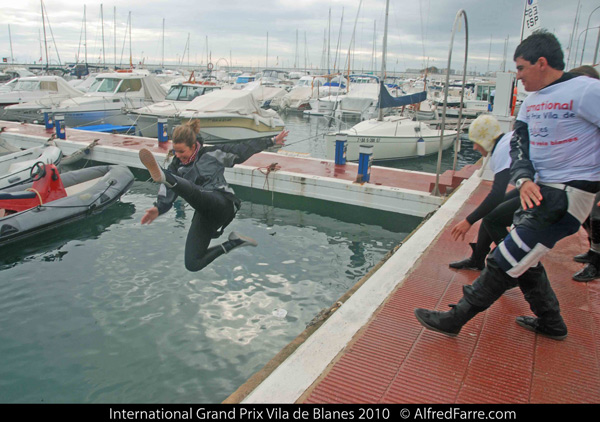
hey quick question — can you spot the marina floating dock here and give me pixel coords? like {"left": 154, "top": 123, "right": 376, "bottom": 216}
{"left": 0, "top": 120, "right": 477, "bottom": 218}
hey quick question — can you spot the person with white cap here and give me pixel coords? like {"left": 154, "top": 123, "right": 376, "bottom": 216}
{"left": 449, "top": 114, "right": 514, "bottom": 271}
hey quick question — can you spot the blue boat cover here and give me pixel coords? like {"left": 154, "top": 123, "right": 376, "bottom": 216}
{"left": 75, "top": 124, "right": 135, "bottom": 133}
{"left": 378, "top": 83, "right": 427, "bottom": 109}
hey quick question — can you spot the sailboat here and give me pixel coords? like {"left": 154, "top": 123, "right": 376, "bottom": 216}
{"left": 324, "top": 0, "right": 457, "bottom": 161}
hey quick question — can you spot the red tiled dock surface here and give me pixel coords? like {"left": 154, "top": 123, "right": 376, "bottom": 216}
{"left": 1, "top": 120, "right": 477, "bottom": 194}
{"left": 302, "top": 181, "right": 600, "bottom": 404}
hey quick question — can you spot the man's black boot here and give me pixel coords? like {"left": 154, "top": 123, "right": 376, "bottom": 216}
{"left": 449, "top": 243, "right": 485, "bottom": 271}
{"left": 517, "top": 264, "right": 568, "bottom": 340}
{"left": 573, "top": 250, "right": 600, "bottom": 282}
{"left": 515, "top": 316, "right": 567, "bottom": 340}
{"left": 574, "top": 249, "right": 593, "bottom": 263}
{"left": 414, "top": 298, "right": 483, "bottom": 337}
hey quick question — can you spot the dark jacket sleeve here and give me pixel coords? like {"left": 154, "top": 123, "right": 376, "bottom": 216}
{"left": 509, "top": 119, "right": 535, "bottom": 184}
{"left": 466, "top": 168, "right": 511, "bottom": 224}
{"left": 216, "top": 137, "right": 275, "bottom": 166}
{"left": 154, "top": 159, "right": 180, "bottom": 215}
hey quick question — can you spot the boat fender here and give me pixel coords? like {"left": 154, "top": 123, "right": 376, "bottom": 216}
{"left": 417, "top": 137, "right": 426, "bottom": 156}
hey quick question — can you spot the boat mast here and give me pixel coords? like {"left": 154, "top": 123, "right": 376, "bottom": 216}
{"left": 114, "top": 7, "right": 117, "bottom": 68}
{"left": 85, "top": 5, "right": 88, "bottom": 66}
{"left": 377, "top": 0, "right": 390, "bottom": 121}
{"left": 8, "top": 25, "right": 14, "bottom": 64}
{"left": 40, "top": 0, "right": 49, "bottom": 72}
{"left": 128, "top": 11, "right": 133, "bottom": 68}
{"left": 161, "top": 18, "right": 165, "bottom": 68}
{"left": 101, "top": 4, "right": 106, "bottom": 68}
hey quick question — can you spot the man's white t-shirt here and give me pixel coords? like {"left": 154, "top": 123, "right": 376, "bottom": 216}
{"left": 516, "top": 75, "right": 600, "bottom": 183}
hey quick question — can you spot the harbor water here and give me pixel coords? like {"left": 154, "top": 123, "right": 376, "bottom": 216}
{"left": 0, "top": 113, "right": 479, "bottom": 403}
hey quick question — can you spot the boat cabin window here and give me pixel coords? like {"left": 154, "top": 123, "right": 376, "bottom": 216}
{"left": 166, "top": 85, "right": 207, "bottom": 101}
{"left": 39, "top": 81, "right": 58, "bottom": 92}
{"left": 476, "top": 85, "right": 494, "bottom": 102}
{"left": 117, "top": 78, "right": 143, "bottom": 93}
{"left": 13, "top": 80, "right": 40, "bottom": 92}
{"left": 179, "top": 86, "right": 200, "bottom": 101}
{"left": 90, "top": 78, "right": 121, "bottom": 93}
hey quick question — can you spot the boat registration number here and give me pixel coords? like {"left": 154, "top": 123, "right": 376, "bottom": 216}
{"left": 356, "top": 137, "right": 381, "bottom": 143}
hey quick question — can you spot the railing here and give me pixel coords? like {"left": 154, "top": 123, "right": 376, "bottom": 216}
{"left": 432, "top": 9, "right": 469, "bottom": 197}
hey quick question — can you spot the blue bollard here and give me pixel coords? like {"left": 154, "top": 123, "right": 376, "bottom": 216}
{"left": 158, "top": 118, "right": 168, "bottom": 143}
{"left": 44, "top": 112, "right": 54, "bottom": 130}
{"left": 334, "top": 134, "right": 347, "bottom": 165}
{"left": 55, "top": 115, "right": 66, "bottom": 139}
{"left": 357, "top": 145, "right": 373, "bottom": 183}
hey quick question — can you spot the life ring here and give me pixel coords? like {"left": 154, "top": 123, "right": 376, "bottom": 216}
{"left": 207, "top": 62, "right": 214, "bottom": 71}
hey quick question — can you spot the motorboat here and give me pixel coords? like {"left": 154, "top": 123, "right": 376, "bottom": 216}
{"left": 48, "top": 70, "right": 166, "bottom": 128}
{"left": 446, "top": 81, "right": 496, "bottom": 118}
{"left": 325, "top": 115, "right": 457, "bottom": 161}
{"left": 0, "top": 77, "right": 85, "bottom": 123}
{"left": 243, "top": 82, "right": 287, "bottom": 109}
{"left": 0, "top": 76, "right": 84, "bottom": 112}
{"left": 0, "top": 67, "right": 35, "bottom": 87}
{"left": 257, "top": 69, "right": 292, "bottom": 89}
{"left": 324, "top": 74, "right": 381, "bottom": 120}
{"left": 0, "top": 163, "right": 134, "bottom": 247}
{"left": 175, "top": 89, "right": 285, "bottom": 143}
{"left": 127, "top": 80, "right": 222, "bottom": 138}
{"left": 231, "top": 73, "right": 257, "bottom": 90}
{"left": 0, "top": 143, "right": 62, "bottom": 189}
{"left": 276, "top": 76, "right": 327, "bottom": 111}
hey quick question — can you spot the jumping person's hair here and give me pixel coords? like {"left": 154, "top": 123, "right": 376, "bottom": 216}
{"left": 569, "top": 65, "right": 600, "bottom": 80}
{"left": 172, "top": 120, "right": 202, "bottom": 148}
{"left": 513, "top": 29, "right": 565, "bottom": 70}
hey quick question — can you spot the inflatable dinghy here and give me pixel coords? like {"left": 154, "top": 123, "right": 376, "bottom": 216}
{"left": 0, "top": 163, "right": 134, "bottom": 246}
{"left": 0, "top": 143, "right": 62, "bottom": 189}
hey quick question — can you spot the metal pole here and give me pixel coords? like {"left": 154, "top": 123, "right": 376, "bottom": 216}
{"left": 595, "top": 26, "right": 600, "bottom": 65}
{"left": 576, "top": 26, "right": 600, "bottom": 67}
{"left": 432, "top": 9, "right": 468, "bottom": 197}
{"left": 581, "top": 6, "right": 600, "bottom": 65}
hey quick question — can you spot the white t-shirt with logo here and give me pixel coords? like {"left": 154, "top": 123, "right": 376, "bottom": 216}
{"left": 516, "top": 75, "right": 600, "bottom": 183}
{"left": 489, "top": 131, "right": 512, "bottom": 174}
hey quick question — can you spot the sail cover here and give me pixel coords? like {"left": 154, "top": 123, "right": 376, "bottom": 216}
{"left": 378, "top": 83, "right": 427, "bottom": 109}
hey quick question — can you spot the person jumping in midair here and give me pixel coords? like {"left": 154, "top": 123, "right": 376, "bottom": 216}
{"left": 139, "top": 120, "right": 288, "bottom": 271}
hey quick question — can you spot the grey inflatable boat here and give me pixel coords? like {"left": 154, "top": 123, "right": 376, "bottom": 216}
{"left": 0, "top": 164, "right": 134, "bottom": 246}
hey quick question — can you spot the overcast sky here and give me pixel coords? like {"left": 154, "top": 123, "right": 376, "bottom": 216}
{"left": 1, "top": 0, "right": 599, "bottom": 74}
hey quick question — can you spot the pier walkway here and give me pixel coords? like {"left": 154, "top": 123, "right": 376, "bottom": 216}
{"left": 230, "top": 175, "right": 600, "bottom": 404}
{"left": 0, "top": 120, "right": 477, "bottom": 218}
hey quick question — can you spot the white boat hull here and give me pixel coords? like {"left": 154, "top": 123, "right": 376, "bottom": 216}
{"left": 325, "top": 117, "right": 458, "bottom": 161}
{"left": 132, "top": 112, "right": 285, "bottom": 143}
